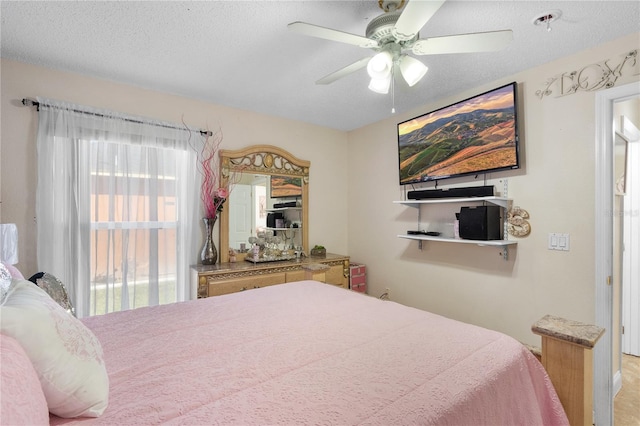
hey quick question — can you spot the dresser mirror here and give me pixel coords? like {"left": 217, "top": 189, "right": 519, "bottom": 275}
{"left": 219, "top": 145, "right": 309, "bottom": 263}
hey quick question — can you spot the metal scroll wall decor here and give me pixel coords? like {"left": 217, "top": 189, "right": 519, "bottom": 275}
{"left": 536, "top": 50, "right": 638, "bottom": 99}
{"left": 507, "top": 206, "right": 531, "bottom": 237}
{"left": 222, "top": 151, "right": 309, "bottom": 185}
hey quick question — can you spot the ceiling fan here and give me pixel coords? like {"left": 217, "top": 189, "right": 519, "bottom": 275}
{"left": 288, "top": 0, "right": 513, "bottom": 94}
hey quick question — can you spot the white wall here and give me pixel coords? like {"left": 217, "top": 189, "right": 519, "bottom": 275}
{"left": 347, "top": 33, "right": 640, "bottom": 346}
{"left": 0, "top": 59, "right": 349, "bottom": 277}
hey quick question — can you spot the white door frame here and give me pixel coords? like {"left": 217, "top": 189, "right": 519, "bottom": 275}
{"left": 620, "top": 118, "right": 640, "bottom": 356}
{"left": 595, "top": 81, "right": 640, "bottom": 426}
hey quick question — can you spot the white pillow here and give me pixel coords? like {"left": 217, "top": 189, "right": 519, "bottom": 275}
{"left": 0, "top": 279, "right": 109, "bottom": 418}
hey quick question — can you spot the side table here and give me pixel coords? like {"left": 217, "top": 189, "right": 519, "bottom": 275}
{"left": 532, "top": 314, "right": 605, "bottom": 426}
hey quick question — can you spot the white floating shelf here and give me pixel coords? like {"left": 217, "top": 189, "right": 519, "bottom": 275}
{"left": 394, "top": 196, "right": 511, "bottom": 209}
{"left": 398, "top": 234, "right": 517, "bottom": 246}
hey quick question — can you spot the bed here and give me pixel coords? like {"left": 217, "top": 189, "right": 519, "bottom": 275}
{"left": 2, "top": 278, "right": 568, "bottom": 425}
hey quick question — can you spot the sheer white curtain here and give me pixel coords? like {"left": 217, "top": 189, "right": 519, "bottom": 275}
{"left": 36, "top": 97, "right": 201, "bottom": 317}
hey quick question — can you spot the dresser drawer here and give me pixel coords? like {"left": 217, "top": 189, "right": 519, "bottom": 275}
{"left": 207, "top": 273, "right": 286, "bottom": 296}
{"left": 286, "top": 270, "right": 305, "bottom": 282}
{"left": 326, "top": 263, "right": 349, "bottom": 288}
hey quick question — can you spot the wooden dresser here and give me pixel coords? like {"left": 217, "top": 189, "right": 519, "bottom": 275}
{"left": 191, "top": 253, "right": 350, "bottom": 298}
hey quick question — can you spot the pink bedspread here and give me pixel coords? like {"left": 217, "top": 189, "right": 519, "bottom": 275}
{"left": 51, "top": 280, "right": 567, "bottom": 425}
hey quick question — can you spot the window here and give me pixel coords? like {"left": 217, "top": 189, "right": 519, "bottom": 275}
{"left": 89, "top": 141, "right": 181, "bottom": 315}
{"left": 36, "top": 98, "right": 200, "bottom": 317}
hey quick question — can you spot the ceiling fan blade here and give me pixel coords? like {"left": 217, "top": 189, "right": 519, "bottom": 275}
{"left": 316, "top": 57, "right": 371, "bottom": 85}
{"left": 288, "top": 22, "right": 378, "bottom": 48}
{"left": 392, "top": 0, "right": 446, "bottom": 41}
{"left": 412, "top": 30, "right": 513, "bottom": 55}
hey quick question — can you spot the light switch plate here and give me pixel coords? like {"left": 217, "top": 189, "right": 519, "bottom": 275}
{"left": 548, "top": 233, "right": 570, "bottom": 251}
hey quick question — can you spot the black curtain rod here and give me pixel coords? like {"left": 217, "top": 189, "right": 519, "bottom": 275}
{"left": 21, "top": 98, "right": 213, "bottom": 137}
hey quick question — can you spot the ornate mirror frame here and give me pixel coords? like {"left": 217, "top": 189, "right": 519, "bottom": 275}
{"left": 219, "top": 145, "right": 310, "bottom": 263}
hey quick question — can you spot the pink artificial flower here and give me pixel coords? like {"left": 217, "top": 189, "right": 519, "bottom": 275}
{"left": 215, "top": 187, "right": 228, "bottom": 199}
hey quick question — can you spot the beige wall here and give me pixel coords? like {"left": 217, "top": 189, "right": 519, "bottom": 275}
{"left": 0, "top": 59, "right": 349, "bottom": 276}
{"left": 347, "top": 33, "right": 640, "bottom": 346}
{"left": 2, "top": 33, "right": 639, "bottom": 350}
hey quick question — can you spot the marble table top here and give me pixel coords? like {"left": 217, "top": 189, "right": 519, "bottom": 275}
{"left": 532, "top": 314, "right": 605, "bottom": 348}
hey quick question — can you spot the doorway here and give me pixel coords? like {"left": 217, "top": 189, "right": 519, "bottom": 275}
{"left": 615, "top": 109, "right": 639, "bottom": 358}
{"left": 595, "top": 81, "right": 640, "bottom": 426}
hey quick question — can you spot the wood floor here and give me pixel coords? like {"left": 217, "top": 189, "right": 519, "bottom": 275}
{"left": 614, "top": 353, "right": 640, "bottom": 426}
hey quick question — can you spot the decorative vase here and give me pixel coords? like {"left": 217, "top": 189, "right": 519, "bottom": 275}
{"left": 201, "top": 217, "right": 218, "bottom": 265}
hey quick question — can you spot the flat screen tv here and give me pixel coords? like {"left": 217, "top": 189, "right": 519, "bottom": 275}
{"left": 397, "top": 82, "right": 520, "bottom": 185}
{"left": 270, "top": 175, "right": 303, "bottom": 198}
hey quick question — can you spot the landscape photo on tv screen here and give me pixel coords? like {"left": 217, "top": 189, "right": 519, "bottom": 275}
{"left": 270, "top": 175, "right": 303, "bottom": 198}
{"left": 398, "top": 82, "right": 518, "bottom": 185}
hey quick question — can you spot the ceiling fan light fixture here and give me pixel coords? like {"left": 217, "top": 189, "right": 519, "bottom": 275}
{"left": 399, "top": 55, "right": 428, "bottom": 87}
{"left": 367, "top": 51, "right": 393, "bottom": 79}
{"left": 368, "top": 74, "right": 391, "bottom": 94}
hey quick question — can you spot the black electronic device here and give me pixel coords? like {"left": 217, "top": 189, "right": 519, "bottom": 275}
{"left": 408, "top": 185, "right": 494, "bottom": 200}
{"left": 273, "top": 201, "right": 298, "bottom": 208}
{"left": 458, "top": 206, "right": 501, "bottom": 240}
{"left": 407, "top": 230, "right": 441, "bottom": 236}
{"left": 266, "top": 212, "right": 284, "bottom": 228}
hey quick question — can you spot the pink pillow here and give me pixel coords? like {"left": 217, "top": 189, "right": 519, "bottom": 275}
{"left": 0, "top": 334, "right": 49, "bottom": 425}
{"left": 2, "top": 261, "right": 24, "bottom": 279}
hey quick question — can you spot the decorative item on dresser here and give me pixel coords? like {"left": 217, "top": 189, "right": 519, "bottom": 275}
{"left": 200, "top": 217, "right": 219, "bottom": 265}
{"left": 195, "top": 128, "right": 236, "bottom": 265}
{"left": 310, "top": 245, "right": 326, "bottom": 257}
{"left": 191, "top": 253, "right": 349, "bottom": 298}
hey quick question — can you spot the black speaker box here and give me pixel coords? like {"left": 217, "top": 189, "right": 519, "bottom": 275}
{"left": 459, "top": 206, "right": 501, "bottom": 240}
{"left": 408, "top": 185, "right": 494, "bottom": 200}
{"left": 273, "top": 201, "right": 297, "bottom": 208}
{"left": 266, "top": 212, "right": 283, "bottom": 228}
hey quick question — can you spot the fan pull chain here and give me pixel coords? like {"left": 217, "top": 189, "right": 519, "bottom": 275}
{"left": 391, "top": 68, "right": 396, "bottom": 114}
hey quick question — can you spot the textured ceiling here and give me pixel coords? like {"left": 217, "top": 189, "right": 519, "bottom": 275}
{"left": 1, "top": 1, "right": 639, "bottom": 131}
